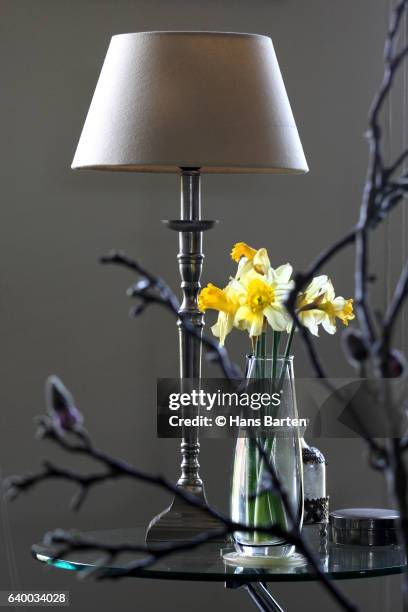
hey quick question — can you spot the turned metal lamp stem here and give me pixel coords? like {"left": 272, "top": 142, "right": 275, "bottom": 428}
{"left": 177, "top": 169, "right": 204, "bottom": 490}
{"left": 145, "top": 169, "right": 221, "bottom": 540}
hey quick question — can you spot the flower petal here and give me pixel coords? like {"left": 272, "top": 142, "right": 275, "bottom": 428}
{"left": 305, "top": 275, "right": 329, "bottom": 300}
{"left": 300, "top": 311, "right": 321, "bottom": 336}
{"left": 253, "top": 248, "right": 271, "bottom": 275}
{"left": 211, "top": 312, "right": 234, "bottom": 345}
{"left": 272, "top": 263, "right": 293, "bottom": 284}
{"left": 324, "top": 279, "right": 335, "bottom": 301}
{"left": 249, "top": 312, "right": 265, "bottom": 337}
{"left": 231, "top": 242, "right": 257, "bottom": 263}
{"left": 321, "top": 314, "right": 336, "bottom": 334}
{"left": 264, "top": 306, "right": 290, "bottom": 331}
{"left": 234, "top": 305, "right": 253, "bottom": 330}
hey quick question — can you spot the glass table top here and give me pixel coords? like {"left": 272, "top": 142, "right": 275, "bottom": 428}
{"left": 32, "top": 525, "right": 406, "bottom": 584}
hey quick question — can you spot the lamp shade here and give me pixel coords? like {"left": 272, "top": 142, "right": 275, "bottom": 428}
{"left": 72, "top": 31, "right": 308, "bottom": 174}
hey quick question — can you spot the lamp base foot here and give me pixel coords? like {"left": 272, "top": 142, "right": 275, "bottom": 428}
{"left": 145, "top": 485, "right": 229, "bottom": 542}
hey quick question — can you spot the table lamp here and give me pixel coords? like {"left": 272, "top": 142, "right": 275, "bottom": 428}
{"left": 72, "top": 31, "right": 308, "bottom": 541}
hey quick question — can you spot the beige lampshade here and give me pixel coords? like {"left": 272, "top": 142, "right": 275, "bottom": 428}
{"left": 72, "top": 31, "right": 308, "bottom": 174}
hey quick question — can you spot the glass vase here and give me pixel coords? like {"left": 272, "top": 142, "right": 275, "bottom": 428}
{"left": 231, "top": 355, "right": 304, "bottom": 557}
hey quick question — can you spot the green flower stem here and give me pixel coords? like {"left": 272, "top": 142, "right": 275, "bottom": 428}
{"left": 247, "top": 332, "right": 267, "bottom": 527}
{"left": 254, "top": 443, "right": 287, "bottom": 539}
{"left": 272, "top": 331, "right": 281, "bottom": 391}
{"left": 256, "top": 331, "right": 265, "bottom": 482}
{"left": 277, "top": 323, "right": 296, "bottom": 390}
{"left": 254, "top": 332, "right": 268, "bottom": 379}
{"left": 261, "top": 331, "right": 279, "bottom": 472}
{"left": 283, "top": 324, "right": 296, "bottom": 362}
{"left": 246, "top": 438, "right": 257, "bottom": 527}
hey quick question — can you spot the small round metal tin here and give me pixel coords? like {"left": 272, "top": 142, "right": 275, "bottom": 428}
{"left": 330, "top": 508, "right": 400, "bottom": 546}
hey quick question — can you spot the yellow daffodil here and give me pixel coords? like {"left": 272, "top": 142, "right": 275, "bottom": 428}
{"left": 233, "top": 264, "right": 294, "bottom": 337}
{"left": 198, "top": 282, "right": 240, "bottom": 345}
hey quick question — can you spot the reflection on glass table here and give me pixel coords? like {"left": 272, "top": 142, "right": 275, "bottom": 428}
{"left": 32, "top": 525, "right": 406, "bottom": 612}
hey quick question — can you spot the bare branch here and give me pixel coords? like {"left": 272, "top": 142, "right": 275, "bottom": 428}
{"left": 100, "top": 250, "right": 241, "bottom": 381}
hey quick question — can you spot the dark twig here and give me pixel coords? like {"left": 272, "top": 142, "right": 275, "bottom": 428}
{"left": 383, "top": 261, "right": 408, "bottom": 344}
{"left": 100, "top": 251, "right": 241, "bottom": 381}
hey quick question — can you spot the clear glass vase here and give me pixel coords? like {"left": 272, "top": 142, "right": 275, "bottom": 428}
{"left": 231, "top": 355, "right": 304, "bottom": 557}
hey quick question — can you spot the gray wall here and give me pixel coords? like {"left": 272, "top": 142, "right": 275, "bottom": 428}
{"left": 0, "top": 1, "right": 405, "bottom": 610}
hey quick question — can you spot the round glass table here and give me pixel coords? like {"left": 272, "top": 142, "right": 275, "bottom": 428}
{"left": 32, "top": 525, "right": 406, "bottom": 612}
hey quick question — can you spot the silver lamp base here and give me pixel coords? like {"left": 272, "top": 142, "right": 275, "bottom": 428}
{"left": 146, "top": 485, "right": 228, "bottom": 542}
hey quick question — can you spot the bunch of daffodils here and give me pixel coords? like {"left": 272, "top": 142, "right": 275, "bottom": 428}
{"left": 198, "top": 242, "right": 354, "bottom": 347}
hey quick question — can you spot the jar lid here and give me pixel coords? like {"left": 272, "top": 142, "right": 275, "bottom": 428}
{"left": 302, "top": 445, "right": 326, "bottom": 465}
{"left": 330, "top": 508, "right": 399, "bottom": 546}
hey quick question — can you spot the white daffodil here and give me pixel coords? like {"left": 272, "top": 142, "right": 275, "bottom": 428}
{"left": 233, "top": 264, "right": 294, "bottom": 337}
{"left": 295, "top": 276, "right": 355, "bottom": 335}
